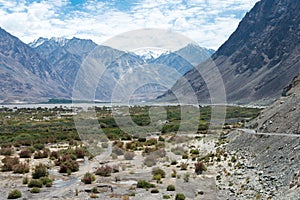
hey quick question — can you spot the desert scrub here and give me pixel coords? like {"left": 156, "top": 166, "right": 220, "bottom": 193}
{"left": 95, "top": 165, "right": 112, "bottom": 177}
{"left": 32, "top": 163, "right": 48, "bottom": 179}
{"left": 0, "top": 147, "right": 14, "bottom": 156}
{"left": 180, "top": 163, "right": 188, "bottom": 170}
{"left": 7, "top": 189, "right": 22, "bottom": 199}
{"left": 40, "top": 177, "right": 53, "bottom": 187}
{"left": 167, "top": 184, "right": 176, "bottom": 191}
{"left": 190, "top": 149, "right": 200, "bottom": 155}
{"left": 171, "top": 146, "right": 186, "bottom": 155}
{"left": 81, "top": 172, "right": 96, "bottom": 184}
{"left": 150, "top": 188, "right": 159, "bottom": 193}
{"left": 137, "top": 180, "right": 155, "bottom": 189}
{"left": 144, "top": 155, "right": 156, "bottom": 167}
{"left": 183, "top": 173, "right": 190, "bottom": 182}
{"left": 1, "top": 156, "right": 19, "bottom": 171}
{"left": 12, "top": 162, "right": 30, "bottom": 174}
{"left": 22, "top": 176, "right": 29, "bottom": 184}
{"left": 124, "top": 151, "right": 135, "bottom": 160}
{"left": 30, "top": 187, "right": 41, "bottom": 193}
{"left": 28, "top": 179, "right": 43, "bottom": 188}
{"left": 171, "top": 169, "right": 177, "bottom": 178}
{"left": 194, "top": 161, "right": 207, "bottom": 175}
{"left": 19, "top": 148, "right": 32, "bottom": 158}
{"left": 152, "top": 167, "right": 166, "bottom": 178}
{"left": 175, "top": 193, "right": 186, "bottom": 200}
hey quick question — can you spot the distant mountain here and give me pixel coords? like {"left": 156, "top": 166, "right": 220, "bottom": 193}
{"left": 160, "top": 0, "right": 300, "bottom": 105}
{"left": 31, "top": 37, "right": 213, "bottom": 102}
{"left": 29, "top": 37, "right": 98, "bottom": 91}
{"left": 0, "top": 27, "right": 67, "bottom": 103}
{"left": 174, "top": 43, "right": 215, "bottom": 66}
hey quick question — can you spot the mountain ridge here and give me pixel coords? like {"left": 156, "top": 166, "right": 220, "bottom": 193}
{"left": 160, "top": 0, "right": 300, "bottom": 105}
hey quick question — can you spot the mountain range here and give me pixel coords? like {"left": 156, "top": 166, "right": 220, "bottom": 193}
{"left": 0, "top": 29, "right": 214, "bottom": 103}
{"left": 1, "top": 0, "right": 299, "bottom": 105}
{"left": 159, "top": 0, "right": 300, "bottom": 105}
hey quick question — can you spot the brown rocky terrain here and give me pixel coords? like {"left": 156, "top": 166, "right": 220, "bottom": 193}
{"left": 226, "top": 75, "right": 300, "bottom": 199}
{"left": 250, "top": 74, "right": 300, "bottom": 134}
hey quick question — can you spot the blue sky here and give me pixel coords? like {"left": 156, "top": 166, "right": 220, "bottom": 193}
{"left": 0, "top": 0, "right": 259, "bottom": 49}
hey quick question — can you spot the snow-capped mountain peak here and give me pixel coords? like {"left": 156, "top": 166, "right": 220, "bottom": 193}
{"left": 131, "top": 47, "right": 170, "bottom": 61}
{"left": 29, "top": 37, "right": 68, "bottom": 48}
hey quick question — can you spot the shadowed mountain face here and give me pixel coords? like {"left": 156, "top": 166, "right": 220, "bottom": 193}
{"left": 160, "top": 0, "right": 300, "bottom": 105}
{"left": 0, "top": 28, "right": 68, "bottom": 103}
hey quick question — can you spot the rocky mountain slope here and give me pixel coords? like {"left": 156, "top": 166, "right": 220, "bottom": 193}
{"left": 249, "top": 74, "right": 300, "bottom": 134}
{"left": 161, "top": 0, "right": 300, "bottom": 105}
{"left": 225, "top": 73, "right": 300, "bottom": 199}
{"left": 0, "top": 28, "right": 68, "bottom": 103}
{"left": 29, "top": 37, "right": 98, "bottom": 91}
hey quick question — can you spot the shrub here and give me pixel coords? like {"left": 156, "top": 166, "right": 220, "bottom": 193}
{"left": 19, "top": 149, "right": 32, "bottom": 158}
{"left": 30, "top": 187, "right": 41, "bottom": 193}
{"left": 74, "top": 147, "right": 86, "bottom": 158}
{"left": 40, "top": 177, "right": 53, "bottom": 187}
{"left": 92, "top": 187, "right": 99, "bottom": 193}
{"left": 158, "top": 136, "right": 165, "bottom": 142}
{"left": 175, "top": 193, "right": 186, "bottom": 200}
{"left": 171, "top": 169, "right": 177, "bottom": 178}
{"left": 33, "top": 143, "right": 45, "bottom": 150}
{"left": 163, "top": 195, "right": 171, "bottom": 199}
{"left": 50, "top": 151, "right": 60, "bottom": 159}
{"left": 154, "top": 148, "right": 166, "bottom": 157}
{"left": 59, "top": 159, "right": 79, "bottom": 174}
{"left": 95, "top": 165, "right": 112, "bottom": 177}
{"left": 144, "top": 155, "right": 156, "bottom": 167}
{"left": 81, "top": 172, "right": 95, "bottom": 184}
{"left": 145, "top": 138, "right": 157, "bottom": 146}
{"left": 183, "top": 173, "right": 190, "bottom": 182}
{"left": 57, "top": 154, "right": 79, "bottom": 174}
{"left": 13, "top": 163, "right": 30, "bottom": 174}
{"left": 152, "top": 167, "right": 166, "bottom": 178}
{"left": 171, "top": 146, "right": 185, "bottom": 155}
{"left": 7, "top": 189, "right": 22, "bottom": 199}
{"left": 190, "top": 149, "right": 200, "bottom": 155}
{"left": 28, "top": 179, "right": 43, "bottom": 188}
{"left": 22, "top": 176, "right": 29, "bottom": 184}
{"left": 150, "top": 188, "right": 159, "bottom": 193}
{"left": 33, "top": 149, "right": 49, "bottom": 159}
{"left": 180, "top": 163, "right": 188, "bottom": 170}
{"left": 111, "top": 153, "right": 118, "bottom": 159}
{"left": 182, "top": 154, "right": 188, "bottom": 159}
{"left": 1, "top": 156, "right": 19, "bottom": 171}
{"left": 32, "top": 163, "right": 48, "bottom": 179}
{"left": 167, "top": 184, "right": 175, "bottom": 191}
{"left": 112, "top": 147, "right": 124, "bottom": 156}
{"left": 137, "top": 180, "right": 155, "bottom": 189}
{"left": 0, "top": 147, "right": 13, "bottom": 156}
{"left": 195, "top": 162, "right": 207, "bottom": 175}
{"left": 137, "top": 137, "right": 147, "bottom": 142}
{"left": 124, "top": 151, "right": 135, "bottom": 160}
{"left": 171, "top": 160, "right": 177, "bottom": 165}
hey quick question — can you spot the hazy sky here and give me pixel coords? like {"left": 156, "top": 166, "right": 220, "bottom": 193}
{"left": 0, "top": 0, "right": 259, "bottom": 49}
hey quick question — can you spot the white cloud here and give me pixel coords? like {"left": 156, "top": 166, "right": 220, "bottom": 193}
{"left": 0, "top": 0, "right": 260, "bottom": 50}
